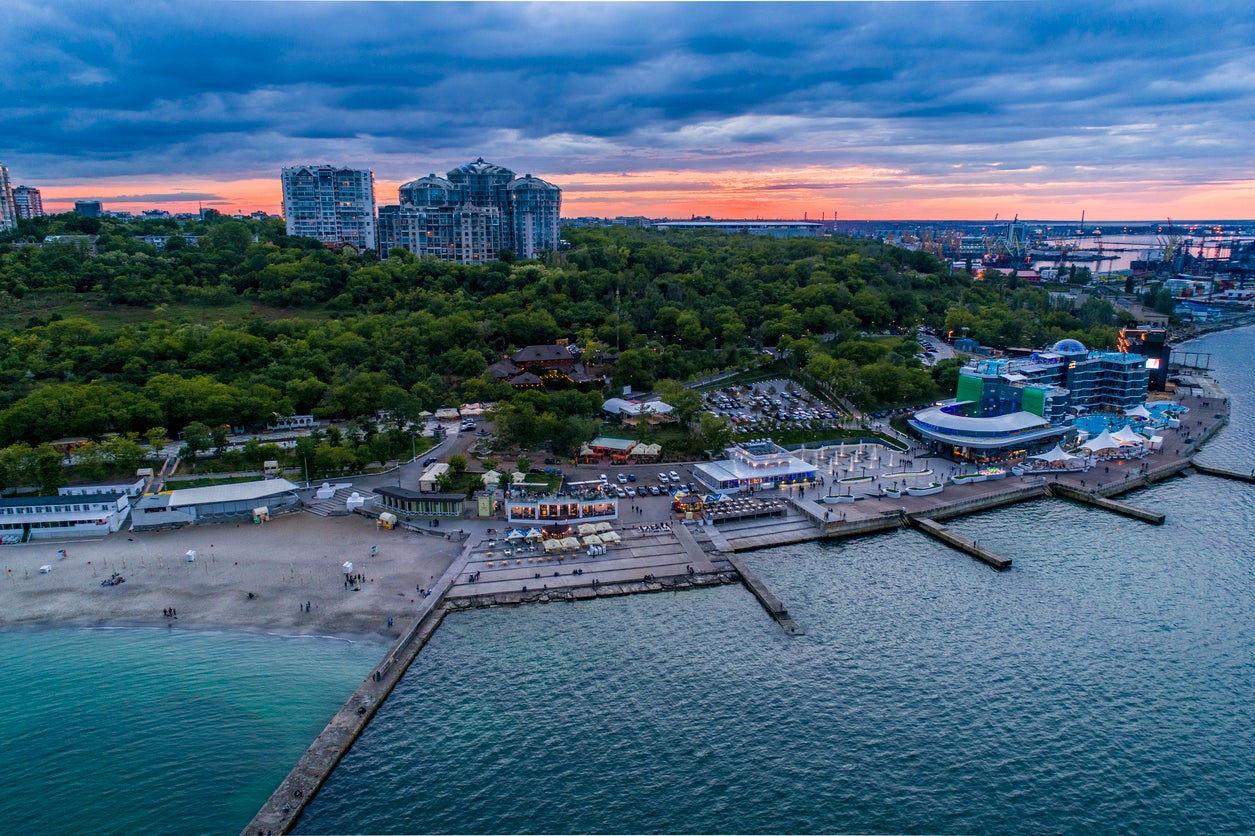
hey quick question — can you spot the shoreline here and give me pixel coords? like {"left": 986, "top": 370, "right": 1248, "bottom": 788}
{"left": 0, "top": 511, "right": 461, "bottom": 641}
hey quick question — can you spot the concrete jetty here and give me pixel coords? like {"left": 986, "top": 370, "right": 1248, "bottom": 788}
{"left": 1050, "top": 484, "right": 1165, "bottom": 524}
{"left": 1191, "top": 461, "right": 1255, "bottom": 484}
{"left": 724, "top": 552, "right": 804, "bottom": 634}
{"left": 907, "top": 516, "right": 1012, "bottom": 570}
{"left": 243, "top": 546, "right": 473, "bottom": 836}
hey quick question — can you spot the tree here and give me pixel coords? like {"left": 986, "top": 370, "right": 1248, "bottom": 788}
{"left": 145, "top": 427, "right": 170, "bottom": 454}
{"left": 516, "top": 455, "right": 531, "bottom": 475}
{"left": 696, "top": 412, "right": 734, "bottom": 456}
{"left": 448, "top": 453, "right": 468, "bottom": 475}
{"left": 653, "top": 379, "right": 702, "bottom": 427}
{"left": 180, "top": 421, "right": 211, "bottom": 459}
{"left": 36, "top": 444, "right": 66, "bottom": 494}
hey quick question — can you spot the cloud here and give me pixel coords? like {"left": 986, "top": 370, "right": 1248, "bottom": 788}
{"left": 3, "top": 0, "right": 1253, "bottom": 217}
{"left": 57, "top": 192, "right": 228, "bottom": 204}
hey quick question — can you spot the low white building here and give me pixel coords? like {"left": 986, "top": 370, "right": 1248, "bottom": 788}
{"left": 419, "top": 462, "right": 450, "bottom": 493}
{"left": 694, "top": 440, "right": 817, "bottom": 495}
{"left": 131, "top": 479, "right": 303, "bottom": 530}
{"left": 0, "top": 492, "right": 131, "bottom": 542}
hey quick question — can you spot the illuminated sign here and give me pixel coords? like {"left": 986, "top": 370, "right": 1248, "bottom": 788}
{"left": 1145, "top": 358, "right": 1161, "bottom": 370}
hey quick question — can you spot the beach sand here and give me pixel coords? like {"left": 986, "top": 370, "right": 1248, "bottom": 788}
{"left": 0, "top": 512, "right": 461, "bottom": 639}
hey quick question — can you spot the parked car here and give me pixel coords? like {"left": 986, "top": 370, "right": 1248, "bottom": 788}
{"left": 627, "top": 473, "right": 637, "bottom": 482}
{"left": 616, "top": 473, "right": 628, "bottom": 484}
{"left": 648, "top": 485, "right": 661, "bottom": 496}
{"left": 658, "top": 473, "right": 669, "bottom": 483}
{"left": 669, "top": 471, "right": 681, "bottom": 482}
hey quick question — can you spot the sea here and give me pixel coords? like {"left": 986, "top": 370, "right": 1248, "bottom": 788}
{"left": 4, "top": 327, "right": 1254, "bottom": 836}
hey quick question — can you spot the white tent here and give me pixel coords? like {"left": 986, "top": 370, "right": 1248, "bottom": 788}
{"left": 525, "top": 528, "right": 544, "bottom": 541}
{"left": 560, "top": 536, "right": 582, "bottom": 550}
{"left": 599, "top": 530, "right": 621, "bottom": 543}
{"left": 543, "top": 539, "right": 563, "bottom": 553}
{"left": 593, "top": 521, "right": 613, "bottom": 533}
{"left": 1111, "top": 425, "right": 1146, "bottom": 445}
{"left": 1125, "top": 404, "right": 1152, "bottom": 420}
{"left": 505, "top": 529, "right": 527, "bottom": 541}
{"left": 577, "top": 523, "right": 598, "bottom": 536}
{"left": 1081, "top": 429, "right": 1121, "bottom": 452}
{"left": 1030, "top": 445, "right": 1082, "bottom": 463}
{"left": 582, "top": 533, "right": 604, "bottom": 546}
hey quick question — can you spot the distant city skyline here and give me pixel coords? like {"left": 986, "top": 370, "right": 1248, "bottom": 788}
{"left": 5, "top": 1, "right": 1254, "bottom": 221}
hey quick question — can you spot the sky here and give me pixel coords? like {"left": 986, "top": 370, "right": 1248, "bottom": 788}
{"left": 4, "top": 0, "right": 1254, "bottom": 221}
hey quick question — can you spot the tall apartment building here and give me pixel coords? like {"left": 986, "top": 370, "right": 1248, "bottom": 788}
{"left": 280, "top": 165, "right": 376, "bottom": 250}
{"left": 378, "top": 158, "right": 560, "bottom": 263}
{"left": 13, "top": 185, "right": 44, "bottom": 219}
{"left": 0, "top": 165, "right": 16, "bottom": 232}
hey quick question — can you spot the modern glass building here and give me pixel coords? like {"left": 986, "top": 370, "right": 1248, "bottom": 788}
{"left": 378, "top": 159, "right": 560, "bottom": 263}
{"left": 910, "top": 339, "right": 1152, "bottom": 462}
{"left": 280, "top": 165, "right": 376, "bottom": 250}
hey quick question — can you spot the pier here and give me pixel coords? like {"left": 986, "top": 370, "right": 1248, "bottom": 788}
{"left": 243, "top": 546, "right": 472, "bottom": 836}
{"left": 1190, "top": 461, "right": 1255, "bottom": 484}
{"left": 1049, "top": 484, "right": 1166, "bottom": 524}
{"left": 907, "top": 516, "right": 1012, "bottom": 570}
{"left": 724, "top": 552, "right": 804, "bottom": 634}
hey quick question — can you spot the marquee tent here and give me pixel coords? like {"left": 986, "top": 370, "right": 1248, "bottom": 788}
{"left": 1029, "top": 445, "right": 1083, "bottom": 463}
{"left": 1081, "top": 429, "right": 1121, "bottom": 452}
{"left": 1111, "top": 425, "right": 1147, "bottom": 445}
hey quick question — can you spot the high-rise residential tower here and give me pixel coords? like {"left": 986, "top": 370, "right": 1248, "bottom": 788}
{"left": 0, "top": 165, "right": 16, "bottom": 232}
{"left": 13, "top": 185, "right": 44, "bottom": 219}
{"left": 377, "top": 158, "right": 560, "bottom": 262}
{"left": 280, "top": 165, "right": 376, "bottom": 250}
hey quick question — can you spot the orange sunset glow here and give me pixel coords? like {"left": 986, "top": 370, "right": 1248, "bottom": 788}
{"left": 37, "top": 168, "right": 1255, "bottom": 222}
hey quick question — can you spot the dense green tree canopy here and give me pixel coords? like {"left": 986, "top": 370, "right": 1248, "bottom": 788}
{"left": 0, "top": 215, "right": 1113, "bottom": 450}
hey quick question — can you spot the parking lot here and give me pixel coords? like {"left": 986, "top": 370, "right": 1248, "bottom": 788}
{"left": 702, "top": 378, "right": 845, "bottom": 434}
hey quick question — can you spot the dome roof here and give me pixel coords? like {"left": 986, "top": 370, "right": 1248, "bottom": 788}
{"left": 1050, "top": 338, "right": 1088, "bottom": 355}
{"left": 399, "top": 174, "right": 453, "bottom": 191}
{"left": 449, "top": 157, "right": 514, "bottom": 178}
{"left": 506, "top": 174, "right": 558, "bottom": 191}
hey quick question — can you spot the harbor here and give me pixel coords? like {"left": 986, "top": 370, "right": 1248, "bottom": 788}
{"left": 244, "top": 381, "right": 1241, "bottom": 834}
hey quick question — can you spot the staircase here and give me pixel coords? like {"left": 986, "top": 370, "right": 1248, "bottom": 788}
{"left": 304, "top": 486, "right": 371, "bottom": 517}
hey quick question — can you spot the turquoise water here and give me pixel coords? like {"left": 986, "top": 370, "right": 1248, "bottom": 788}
{"left": 0, "top": 629, "right": 376, "bottom": 835}
{"left": 4, "top": 326, "right": 1254, "bottom": 835}
{"left": 1071, "top": 402, "right": 1186, "bottom": 437}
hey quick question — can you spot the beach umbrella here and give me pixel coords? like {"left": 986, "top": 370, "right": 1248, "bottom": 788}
{"left": 594, "top": 522, "right": 613, "bottom": 533}
{"left": 525, "top": 528, "right": 544, "bottom": 540}
{"left": 506, "top": 529, "right": 526, "bottom": 541}
{"left": 577, "top": 523, "right": 597, "bottom": 537}
{"left": 582, "top": 534, "right": 603, "bottom": 546}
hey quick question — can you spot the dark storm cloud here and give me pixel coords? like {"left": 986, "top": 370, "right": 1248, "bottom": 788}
{"left": 3, "top": 0, "right": 1253, "bottom": 191}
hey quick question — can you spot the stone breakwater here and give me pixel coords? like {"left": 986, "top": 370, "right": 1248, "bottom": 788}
{"left": 444, "top": 570, "right": 741, "bottom": 610}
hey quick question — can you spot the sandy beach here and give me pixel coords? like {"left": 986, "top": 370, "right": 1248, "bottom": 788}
{"left": 0, "top": 512, "right": 461, "bottom": 639}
